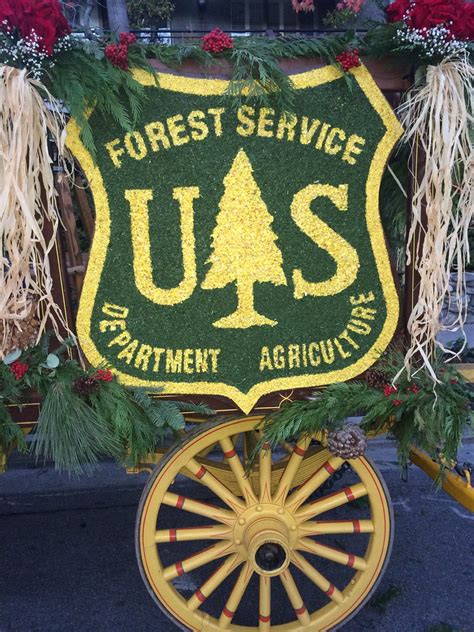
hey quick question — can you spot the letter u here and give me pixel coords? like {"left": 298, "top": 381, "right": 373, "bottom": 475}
{"left": 125, "top": 187, "right": 199, "bottom": 305}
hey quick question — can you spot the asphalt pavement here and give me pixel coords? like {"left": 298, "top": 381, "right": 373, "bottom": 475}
{"left": 0, "top": 439, "right": 473, "bottom": 632}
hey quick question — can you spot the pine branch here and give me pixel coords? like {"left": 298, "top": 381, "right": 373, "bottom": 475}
{"left": 0, "top": 404, "right": 26, "bottom": 453}
{"left": 257, "top": 355, "right": 472, "bottom": 477}
{"left": 34, "top": 378, "right": 121, "bottom": 474}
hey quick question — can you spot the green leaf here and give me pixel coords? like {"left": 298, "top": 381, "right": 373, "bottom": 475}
{"left": 3, "top": 349, "right": 21, "bottom": 365}
{"left": 46, "top": 353, "right": 60, "bottom": 368}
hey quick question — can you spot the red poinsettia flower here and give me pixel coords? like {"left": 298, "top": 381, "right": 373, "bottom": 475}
{"left": 451, "top": 2, "right": 474, "bottom": 40}
{"left": 0, "top": 0, "right": 16, "bottom": 30}
{"left": 408, "top": 0, "right": 463, "bottom": 30}
{"left": 0, "top": 0, "right": 70, "bottom": 55}
{"left": 386, "top": 0, "right": 411, "bottom": 22}
{"left": 386, "top": 0, "right": 473, "bottom": 40}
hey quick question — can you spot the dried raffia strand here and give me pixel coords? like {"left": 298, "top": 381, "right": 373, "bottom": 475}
{"left": 0, "top": 65, "right": 71, "bottom": 358}
{"left": 398, "top": 54, "right": 473, "bottom": 380}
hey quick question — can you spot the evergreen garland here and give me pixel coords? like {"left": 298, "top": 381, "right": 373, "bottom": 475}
{"left": 258, "top": 351, "right": 473, "bottom": 475}
{"left": 0, "top": 334, "right": 214, "bottom": 474}
{"left": 1, "top": 12, "right": 472, "bottom": 160}
{"left": 45, "top": 39, "right": 153, "bottom": 158}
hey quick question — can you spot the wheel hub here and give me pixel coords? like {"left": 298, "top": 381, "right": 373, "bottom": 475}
{"left": 255, "top": 542, "right": 288, "bottom": 572}
{"left": 233, "top": 503, "right": 297, "bottom": 576}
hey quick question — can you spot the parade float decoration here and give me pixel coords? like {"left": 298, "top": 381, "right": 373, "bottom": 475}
{"left": 71, "top": 59, "right": 401, "bottom": 414}
{"left": 0, "top": 0, "right": 472, "bottom": 473}
{"left": 1, "top": 0, "right": 474, "bottom": 628}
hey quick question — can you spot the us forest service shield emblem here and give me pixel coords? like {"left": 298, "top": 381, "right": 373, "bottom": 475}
{"left": 68, "top": 64, "right": 402, "bottom": 413}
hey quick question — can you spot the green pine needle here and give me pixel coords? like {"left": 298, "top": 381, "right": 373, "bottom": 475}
{"left": 0, "top": 404, "right": 26, "bottom": 453}
{"left": 34, "top": 378, "right": 122, "bottom": 475}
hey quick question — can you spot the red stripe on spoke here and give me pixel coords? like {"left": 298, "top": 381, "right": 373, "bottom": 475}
{"left": 326, "top": 584, "right": 335, "bottom": 597}
{"left": 223, "top": 448, "right": 236, "bottom": 458}
{"left": 347, "top": 553, "right": 355, "bottom": 568}
{"left": 259, "top": 614, "right": 271, "bottom": 623}
{"left": 323, "top": 461, "right": 336, "bottom": 474}
{"left": 176, "top": 496, "right": 185, "bottom": 509}
{"left": 222, "top": 607, "right": 234, "bottom": 619}
{"left": 344, "top": 487, "right": 355, "bottom": 502}
{"left": 169, "top": 529, "right": 177, "bottom": 542}
{"left": 294, "top": 604, "right": 307, "bottom": 616}
{"left": 353, "top": 519, "right": 361, "bottom": 533}
{"left": 195, "top": 589, "right": 206, "bottom": 603}
{"left": 175, "top": 561, "right": 184, "bottom": 576}
{"left": 293, "top": 445, "right": 305, "bottom": 457}
{"left": 195, "top": 466, "right": 206, "bottom": 479}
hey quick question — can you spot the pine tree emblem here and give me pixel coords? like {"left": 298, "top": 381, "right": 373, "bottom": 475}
{"left": 202, "top": 149, "right": 287, "bottom": 328}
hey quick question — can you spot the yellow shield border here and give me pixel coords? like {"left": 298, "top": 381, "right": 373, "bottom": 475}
{"left": 67, "top": 63, "right": 403, "bottom": 414}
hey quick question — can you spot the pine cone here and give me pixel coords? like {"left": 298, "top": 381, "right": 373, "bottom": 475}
{"left": 73, "top": 375, "right": 99, "bottom": 397}
{"left": 327, "top": 425, "right": 367, "bottom": 459}
{"left": 365, "top": 368, "right": 386, "bottom": 390}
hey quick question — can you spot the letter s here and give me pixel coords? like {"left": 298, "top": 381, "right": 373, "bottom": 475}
{"left": 291, "top": 183, "right": 359, "bottom": 299}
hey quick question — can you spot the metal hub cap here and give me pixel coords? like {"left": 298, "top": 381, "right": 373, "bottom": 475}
{"left": 255, "top": 542, "right": 288, "bottom": 574}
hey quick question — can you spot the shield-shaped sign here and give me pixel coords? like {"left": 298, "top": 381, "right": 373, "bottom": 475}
{"left": 67, "top": 64, "right": 402, "bottom": 413}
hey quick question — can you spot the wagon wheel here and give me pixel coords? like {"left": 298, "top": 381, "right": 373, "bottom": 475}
{"left": 136, "top": 416, "right": 393, "bottom": 631}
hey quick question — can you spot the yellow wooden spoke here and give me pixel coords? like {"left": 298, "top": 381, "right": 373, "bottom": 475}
{"left": 300, "top": 519, "right": 374, "bottom": 536}
{"left": 273, "top": 436, "right": 312, "bottom": 504}
{"left": 187, "top": 554, "right": 241, "bottom": 611}
{"left": 295, "top": 482, "right": 368, "bottom": 521}
{"left": 162, "top": 491, "right": 235, "bottom": 524}
{"left": 279, "top": 441, "right": 294, "bottom": 455}
{"left": 186, "top": 457, "right": 246, "bottom": 512}
{"left": 291, "top": 551, "right": 344, "bottom": 604}
{"left": 259, "top": 442, "right": 272, "bottom": 503}
{"left": 279, "top": 568, "right": 311, "bottom": 626}
{"left": 285, "top": 455, "right": 345, "bottom": 511}
{"left": 299, "top": 537, "right": 367, "bottom": 571}
{"left": 258, "top": 575, "right": 271, "bottom": 631}
{"left": 218, "top": 562, "right": 253, "bottom": 628}
{"left": 219, "top": 437, "right": 258, "bottom": 505}
{"left": 163, "top": 540, "right": 235, "bottom": 581}
{"left": 155, "top": 524, "right": 232, "bottom": 544}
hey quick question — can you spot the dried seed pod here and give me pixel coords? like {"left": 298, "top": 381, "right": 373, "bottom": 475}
{"left": 365, "top": 368, "right": 386, "bottom": 390}
{"left": 0, "top": 303, "right": 40, "bottom": 357}
{"left": 327, "top": 425, "right": 367, "bottom": 459}
{"left": 72, "top": 375, "right": 99, "bottom": 397}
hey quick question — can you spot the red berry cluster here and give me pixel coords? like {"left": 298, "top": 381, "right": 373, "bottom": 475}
{"left": 105, "top": 32, "right": 136, "bottom": 71}
{"left": 382, "top": 383, "right": 403, "bottom": 406}
{"left": 383, "top": 384, "right": 398, "bottom": 397}
{"left": 335, "top": 49, "right": 361, "bottom": 72}
{"left": 119, "top": 32, "right": 136, "bottom": 46}
{"left": 95, "top": 368, "right": 113, "bottom": 382}
{"left": 406, "top": 383, "right": 420, "bottom": 393}
{"left": 9, "top": 360, "right": 29, "bottom": 380}
{"left": 201, "top": 29, "right": 233, "bottom": 54}
{"left": 105, "top": 43, "right": 129, "bottom": 70}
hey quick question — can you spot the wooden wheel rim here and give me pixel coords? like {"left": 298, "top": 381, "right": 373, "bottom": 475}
{"left": 136, "top": 416, "right": 393, "bottom": 631}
